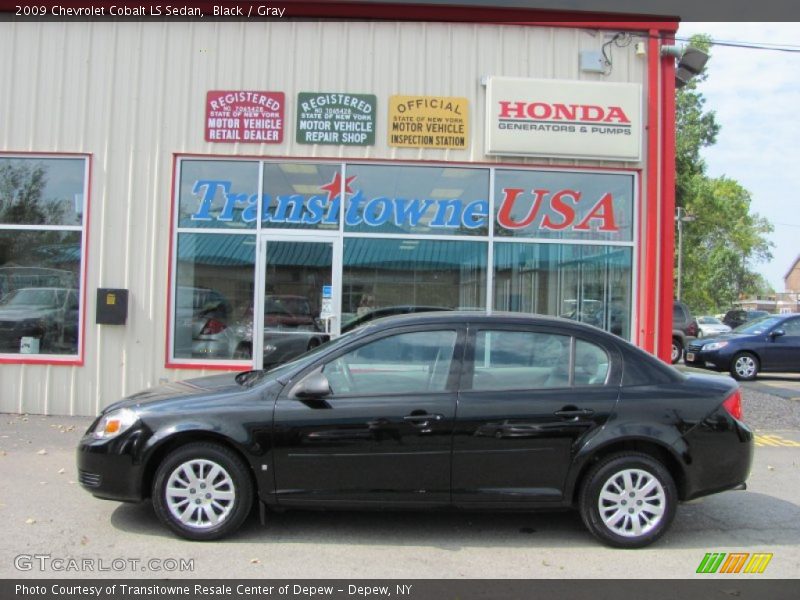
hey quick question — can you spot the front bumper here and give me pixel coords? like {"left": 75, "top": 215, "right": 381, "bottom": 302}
{"left": 684, "top": 343, "right": 731, "bottom": 369}
{"left": 191, "top": 339, "right": 233, "bottom": 359}
{"left": 76, "top": 431, "right": 146, "bottom": 503}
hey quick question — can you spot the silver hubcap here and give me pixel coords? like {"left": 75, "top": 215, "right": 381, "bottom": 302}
{"left": 598, "top": 468, "right": 666, "bottom": 538}
{"left": 735, "top": 356, "right": 756, "bottom": 378}
{"left": 671, "top": 343, "right": 680, "bottom": 362}
{"left": 165, "top": 459, "right": 236, "bottom": 529}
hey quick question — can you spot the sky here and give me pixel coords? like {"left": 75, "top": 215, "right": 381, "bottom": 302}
{"left": 675, "top": 22, "right": 800, "bottom": 292}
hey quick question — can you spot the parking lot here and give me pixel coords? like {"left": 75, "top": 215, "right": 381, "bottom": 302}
{"left": 1, "top": 384, "right": 799, "bottom": 580}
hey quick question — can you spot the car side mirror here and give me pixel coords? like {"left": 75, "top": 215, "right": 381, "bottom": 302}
{"left": 292, "top": 371, "right": 331, "bottom": 399}
{"left": 770, "top": 329, "right": 785, "bottom": 339}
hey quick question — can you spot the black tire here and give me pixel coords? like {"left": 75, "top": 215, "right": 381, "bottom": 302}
{"left": 152, "top": 442, "right": 253, "bottom": 541}
{"left": 729, "top": 351, "right": 759, "bottom": 381}
{"left": 670, "top": 338, "right": 682, "bottom": 364}
{"left": 307, "top": 337, "right": 321, "bottom": 351}
{"left": 579, "top": 452, "right": 677, "bottom": 549}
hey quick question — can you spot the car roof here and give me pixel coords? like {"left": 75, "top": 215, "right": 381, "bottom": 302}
{"left": 357, "top": 310, "right": 612, "bottom": 334}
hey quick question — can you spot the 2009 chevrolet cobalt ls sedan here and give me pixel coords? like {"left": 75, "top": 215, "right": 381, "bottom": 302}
{"left": 78, "top": 312, "right": 753, "bottom": 548}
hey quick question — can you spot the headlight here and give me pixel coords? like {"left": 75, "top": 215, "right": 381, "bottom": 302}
{"left": 92, "top": 408, "right": 138, "bottom": 439}
{"left": 704, "top": 341, "right": 729, "bottom": 351}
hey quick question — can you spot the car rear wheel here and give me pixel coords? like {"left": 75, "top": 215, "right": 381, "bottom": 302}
{"left": 152, "top": 442, "right": 253, "bottom": 541}
{"left": 730, "top": 352, "right": 759, "bottom": 381}
{"left": 579, "top": 452, "right": 677, "bottom": 548}
{"left": 670, "top": 338, "right": 682, "bottom": 364}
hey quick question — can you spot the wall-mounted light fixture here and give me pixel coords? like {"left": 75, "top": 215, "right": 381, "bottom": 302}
{"left": 661, "top": 44, "right": 710, "bottom": 88}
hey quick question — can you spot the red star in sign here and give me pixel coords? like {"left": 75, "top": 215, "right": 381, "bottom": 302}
{"left": 319, "top": 172, "right": 356, "bottom": 201}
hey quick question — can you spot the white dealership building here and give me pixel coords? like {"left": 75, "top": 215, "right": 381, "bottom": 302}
{"left": 0, "top": 1, "right": 679, "bottom": 415}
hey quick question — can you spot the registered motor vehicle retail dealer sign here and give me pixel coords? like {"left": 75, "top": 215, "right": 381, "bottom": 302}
{"left": 205, "top": 91, "right": 285, "bottom": 143}
{"left": 296, "top": 93, "right": 377, "bottom": 146}
{"left": 485, "top": 77, "right": 642, "bottom": 161}
{"left": 388, "top": 95, "right": 468, "bottom": 149}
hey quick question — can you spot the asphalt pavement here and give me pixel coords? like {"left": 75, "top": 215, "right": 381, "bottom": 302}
{"left": 0, "top": 386, "right": 798, "bottom": 580}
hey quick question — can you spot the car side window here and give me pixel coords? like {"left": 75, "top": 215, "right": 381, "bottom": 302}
{"left": 323, "top": 330, "right": 457, "bottom": 396}
{"left": 471, "top": 330, "right": 571, "bottom": 391}
{"left": 574, "top": 340, "right": 610, "bottom": 386}
{"left": 781, "top": 318, "right": 800, "bottom": 335}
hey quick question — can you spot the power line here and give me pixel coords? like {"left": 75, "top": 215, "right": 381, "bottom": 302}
{"left": 633, "top": 31, "right": 800, "bottom": 53}
{"left": 672, "top": 34, "right": 800, "bottom": 53}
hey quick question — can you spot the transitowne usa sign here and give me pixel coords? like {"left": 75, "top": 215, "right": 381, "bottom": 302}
{"left": 485, "top": 77, "right": 642, "bottom": 161}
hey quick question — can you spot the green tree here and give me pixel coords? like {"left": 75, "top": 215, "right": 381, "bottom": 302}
{"left": 675, "top": 35, "right": 773, "bottom": 314}
{"left": 0, "top": 160, "right": 69, "bottom": 268}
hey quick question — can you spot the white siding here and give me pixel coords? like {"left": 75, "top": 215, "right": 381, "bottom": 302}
{"left": 0, "top": 20, "right": 650, "bottom": 415}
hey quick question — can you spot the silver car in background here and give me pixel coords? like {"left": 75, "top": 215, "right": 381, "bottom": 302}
{"left": 192, "top": 295, "right": 328, "bottom": 365}
{"left": 695, "top": 315, "right": 732, "bottom": 338}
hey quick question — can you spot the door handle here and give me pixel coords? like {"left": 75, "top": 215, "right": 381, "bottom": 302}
{"left": 403, "top": 413, "right": 444, "bottom": 423}
{"left": 554, "top": 408, "right": 595, "bottom": 418}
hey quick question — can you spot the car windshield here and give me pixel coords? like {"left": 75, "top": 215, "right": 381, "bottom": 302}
{"left": 698, "top": 316, "right": 722, "bottom": 325}
{"left": 235, "top": 327, "right": 362, "bottom": 386}
{"left": 734, "top": 315, "right": 783, "bottom": 335}
{"left": 0, "top": 288, "right": 61, "bottom": 308}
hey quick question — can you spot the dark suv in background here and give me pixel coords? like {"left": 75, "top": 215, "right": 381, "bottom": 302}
{"left": 723, "top": 309, "right": 770, "bottom": 330}
{"left": 672, "top": 301, "right": 698, "bottom": 364}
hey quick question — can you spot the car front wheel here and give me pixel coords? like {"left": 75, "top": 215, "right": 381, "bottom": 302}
{"left": 152, "top": 442, "right": 253, "bottom": 540}
{"left": 579, "top": 452, "right": 677, "bottom": 548}
{"left": 730, "top": 352, "right": 759, "bottom": 381}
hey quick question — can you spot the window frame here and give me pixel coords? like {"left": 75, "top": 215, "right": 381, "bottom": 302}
{"left": 462, "top": 324, "right": 621, "bottom": 392}
{"left": 0, "top": 152, "right": 91, "bottom": 365}
{"left": 297, "top": 324, "right": 466, "bottom": 399}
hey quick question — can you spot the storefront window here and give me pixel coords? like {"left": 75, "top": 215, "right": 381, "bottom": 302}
{"left": 178, "top": 160, "right": 260, "bottom": 229}
{"left": 173, "top": 233, "right": 256, "bottom": 360}
{"left": 170, "top": 158, "right": 637, "bottom": 366}
{"left": 342, "top": 238, "right": 487, "bottom": 327}
{"left": 0, "top": 156, "right": 86, "bottom": 358}
{"left": 494, "top": 170, "right": 634, "bottom": 242}
{"left": 493, "top": 243, "right": 632, "bottom": 339}
{"left": 261, "top": 163, "right": 341, "bottom": 230}
{"left": 343, "top": 165, "right": 490, "bottom": 236}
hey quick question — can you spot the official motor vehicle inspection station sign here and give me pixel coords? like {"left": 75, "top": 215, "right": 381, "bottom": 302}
{"left": 485, "top": 77, "right": 642, "bottom": 161}
{"left": 388, "top": 95, "right": 469, "bottom": 150}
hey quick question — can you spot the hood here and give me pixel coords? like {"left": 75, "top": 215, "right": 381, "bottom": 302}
{"left": 0, "top": 306, "right": 54, "bottom": 320}
{"left": 104, "top": 372, "right": 246, "bottom": 412}
{"left": 695, "top": 331, "right": 759, "bottom": 346}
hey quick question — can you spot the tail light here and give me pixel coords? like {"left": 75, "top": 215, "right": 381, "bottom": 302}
{"left": 722, "top": 388, "right": 743, "bottom": 421}
{"left": 687, "top": 319, "right": 699, "bottom": 337}
{"left": 200, "top": 318, "right": 226, "bottom": 335}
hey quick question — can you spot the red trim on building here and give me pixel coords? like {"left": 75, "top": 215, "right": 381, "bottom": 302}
{"left": 78, "top": 154, "right": 92, "bottom": 367}
{"left": 173, "top": 152, "right": 645, "bottom": 174}
{"left": 165, "top": 155, "right": 179, "bottom": 369}
{"left": 0, "top": 151, "right": 91, "bottom": 367}
{"left": 640, "top": 29, "right": 661, "bottom": 355}
{"left": 659, "top": 33, "right": 677, "bottom": 363}
{"left": 168, "top": 361, "right": 251, "bottom": 371}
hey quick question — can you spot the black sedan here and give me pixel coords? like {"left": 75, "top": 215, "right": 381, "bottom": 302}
{"left": 77, "top": 312, "right": 753, "bottom": 548}
{"left": 685, "top": 313, "right": 800, "bottom": 380}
